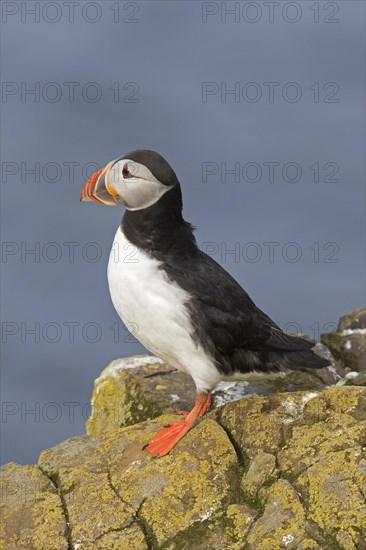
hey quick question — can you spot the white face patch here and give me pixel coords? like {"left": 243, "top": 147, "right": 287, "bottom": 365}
{"left": 107, "top": 159, "right": 173, "bottom": 211}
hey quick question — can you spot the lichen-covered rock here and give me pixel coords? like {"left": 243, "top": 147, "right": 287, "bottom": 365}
{"left": 246, "top": 479, "right": 311, "bottom": 549}
{"left": 241, "top": 451, "right": 278, "bottom": 502}
{"left": 277, "top": 408, "right": 366, "bottom": 549}
{"left": 320, "top": 308, "right": 366, "bottom": 374}
{"left": 214, "top": 387, "right": 366, "bottom": 549}
{"left": 86, "top": 355, "right": 177, "bottom": 436}
{"left": 2, "top": 386, "right": 365, "bottom": 549}
{"left": 321, "top": 331, "right": 366, "bottom": 373}
{"left": 102, "top": 418, "right": 237, "bottom": 547}
{"left": 37, "top": 416, "right": 238, "bottom": 549}
{"left": 344, "top": 371, "right": 366, "bottom": 386}
{"left": 337, "top": 307, "right": 366, "bottom": 332}
{"left": 87, "top": 351, "right": 341, "bottom": 437}
{"left": 0, "top": 463, "right": 68, "bottom": 550}
{"left": 38, "top": 435, "right": 139, "bottom": 548}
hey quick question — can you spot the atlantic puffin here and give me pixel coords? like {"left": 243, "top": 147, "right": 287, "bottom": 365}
{"left": 80, "top": 150, "right": 330, "bottom": 457}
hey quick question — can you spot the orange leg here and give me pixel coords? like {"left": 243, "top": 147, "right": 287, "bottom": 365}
{"left": 174, "top": 393, "right": 212, "bottom": 417}
{"left": 144, "top": 393, "right": 212, "bottom": 458}
{"left": 199, "top": 392, "right": 211, "bottom": 416}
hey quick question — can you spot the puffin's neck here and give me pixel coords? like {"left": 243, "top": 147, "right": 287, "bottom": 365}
{"left": 121, "top": 184, "right": 198, "bottom": 261}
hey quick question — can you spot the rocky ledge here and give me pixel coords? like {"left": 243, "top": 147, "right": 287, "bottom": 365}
{"left": 1, "top": 308, "right": 365, "bottom": 550}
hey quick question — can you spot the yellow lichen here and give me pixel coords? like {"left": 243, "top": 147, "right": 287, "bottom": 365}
{"left": 226, "top": 503, "right": 256, "bottom": 547}
{"left": 246, "top": 479, "right": 308, "bottom": 549}
{"left": 2, "top": 385, "right": 366, "bottom": 548}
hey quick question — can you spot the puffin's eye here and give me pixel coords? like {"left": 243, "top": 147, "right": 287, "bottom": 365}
{"left": 122, "top": 164, "right": 131, "bottom": 178}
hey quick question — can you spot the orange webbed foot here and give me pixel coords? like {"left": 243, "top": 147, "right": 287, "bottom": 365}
{"left": 144, "top": 392, "right": 212, "bottom": 458}
{"left": 144, "top": 420, "right": 192, "bottom": 457}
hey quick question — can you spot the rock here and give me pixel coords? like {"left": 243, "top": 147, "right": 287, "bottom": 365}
{"left": 337, "top": 307, "right": 366, "bottom": 332}
{"left": 2, "top": 386, "right": 365, "bottom": 549}
{"left": 311, "top": 341, "right": 345, "bottom": 382}
{"left": 277, "top": 397, "right": 366, "bottom": 549}
{"left": 241, "top": 451, "right": 278, "bottom": 503}
{"left": 0, "top": 462, "right": 68, "bottom": 550}
{"left": 225, "top": 504, "right": 256, "bottom": 547}
{"left": 39, "top": 417, "right": 238, "bottom": 549}
{"left": 86, "top": 355, "right": 185, "bottom": 436}
{"left": 87, "top": 352, "right": 341, "bottom": 437}
{"left": 246, "top": 479, "right": 311, "bottom": 549}
{"left": 320, "top": 307, "right": 366, "bottom": 375}
{"left": 38, "top": 435, "right": 140, "bottom": 549}
{"left": 343, "top": 371, "right": 366, "bottom": 386}
{"left": 321, "top": 331, "right": 365, "bottom": 373}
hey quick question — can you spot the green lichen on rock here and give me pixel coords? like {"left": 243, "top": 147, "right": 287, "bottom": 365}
{"left": 105, "top": 417, "right": 238, "bottom": 546}
{"left": 36, "top": 415, "right": 238, "bottom": 549}
{"left": 214, "top": 392, "right": 288, "bottom": 458}
{"left": 318, "top": 307, "right": 366, "bottom": 375}
{"left": 345, "top": 371, "right": 366, "bottom": 386}
{"left": 0, "top": 462, "right": 68, "bottom": 550}
{"left": 86, "top": 356, "right": 173, "bottom": 435}
{"left": 337, "top": 307, "right": 366, "bottom": 332}
{"left": 38, "top": 434, "right": 139, "bottom": 548}
{"left": 2, "top": 385, "right": 365, "bottom": 549}
{"left": 277, "top": 387, "right": 366, "bottom": 549}
{"left": 246, "top": 479, "right": 310, "bottom": 549}
{"left": 277, "top": 404, "right": 366, "bottom": 548}
{"left": 92, "top": 524, "right": 148, "bottom": 550}
{"left": 321, "top": 332, "right": 364, "bottom": 371}
{"left": 225, "top": 503, "right": 257, "bottom": 547}
{"left": 241, "top": 451, "right": 278, "bottom": 502}
{"left": 297, "top": 448, "right": 366, "bottom": 548}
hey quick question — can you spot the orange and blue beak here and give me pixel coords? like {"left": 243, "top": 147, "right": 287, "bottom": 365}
{"left": 80, "top": 162, "right": 119, "bottom": 205}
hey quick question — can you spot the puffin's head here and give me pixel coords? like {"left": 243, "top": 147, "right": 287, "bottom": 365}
{"left": 80, "top": 150, "right": 178, "bottom": 211}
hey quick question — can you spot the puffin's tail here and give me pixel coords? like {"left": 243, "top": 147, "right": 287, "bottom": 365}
{"left": 251, "top": 329, "right": 332, "bottom": 371}
{"left": 230, "top": 328, "right": 332, "bottom": 375}
{"left": 280, "top": 348, "right": 331, "bottom": 371}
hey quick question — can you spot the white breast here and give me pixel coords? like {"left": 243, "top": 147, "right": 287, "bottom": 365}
{"left": 107, "top": 227, "right": 220, "bottom": 392}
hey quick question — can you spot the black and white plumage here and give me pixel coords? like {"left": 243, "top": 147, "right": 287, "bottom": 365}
{"left": 81, "top": 149, "right": 330, "bottom": 455}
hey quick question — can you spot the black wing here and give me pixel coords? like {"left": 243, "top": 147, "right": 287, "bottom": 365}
{"left": 162, "top": 251, "right": 325, "bottom": 375}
